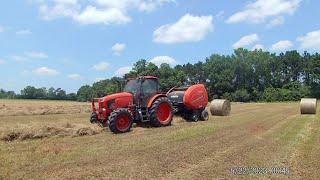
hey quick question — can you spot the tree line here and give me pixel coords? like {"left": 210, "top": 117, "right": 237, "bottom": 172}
{"left": 0, "top": 86, "right": 77, "bottom": 101}
{"left": 1, "top": 48, "right": 319, "bottom": 102}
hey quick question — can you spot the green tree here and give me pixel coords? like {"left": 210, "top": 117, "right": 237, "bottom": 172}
{"left": 21, "top": 86, "right": 38, "bottom": 99}
{"left": 77, "top": 85, "right": 93, "bottom": 102}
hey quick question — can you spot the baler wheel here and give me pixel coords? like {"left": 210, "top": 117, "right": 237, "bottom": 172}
{"left": 201, "top": 109, "right": 209, "bottom": 121}
{"left": 191, "top": 112, "right": 200, "bottom": 122}
{"left": 150, "top": 97, "right": 173, "bottom": 127}
{"left": 109, "top": 108, "right": 133, "bottom": 134}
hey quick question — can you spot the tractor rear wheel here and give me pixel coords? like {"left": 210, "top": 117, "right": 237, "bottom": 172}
{"left": 149, "top": 97, "right": 173, "bottom": 127}
{"left": 109, "top": 108, "right": 133, "bottom": 134}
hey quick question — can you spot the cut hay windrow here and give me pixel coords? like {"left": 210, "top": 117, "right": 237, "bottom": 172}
{"left": 300, "top": 98, "right": 317, "bottom": 114}
{"left": 1, "top": 125, "right": 102, "bottom": 142}
{"left": 210, "top": 99, "right": 231, "bottom": 116}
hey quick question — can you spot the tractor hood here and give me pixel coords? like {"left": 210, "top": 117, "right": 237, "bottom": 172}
{"left": 91, "top": 92, "right": 133, "bottom": 122}
{"left": 102, "top": 92, "right": 133, "bottom": 102}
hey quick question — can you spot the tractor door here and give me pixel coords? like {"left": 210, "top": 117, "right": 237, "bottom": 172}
{"left": 123, "top": 79, "right": 141, "bottom": 106}
{"left": 140, "top": 78, "right": 159, "bottom": 107}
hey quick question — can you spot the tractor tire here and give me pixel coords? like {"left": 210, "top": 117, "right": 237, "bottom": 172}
{"left": 108, "top": 108, "right": 133, "bottom": 134}
{"left": 149, "top": 97, "right": 173, "bottom": 127}
{"left": 191, "top": 112, "right": 200, "bottom": 122}
{"left": 90, "top": 112, "right": 98, "bottom": 123}
{"left": 201, "top": 109, "right": 209, "bottom": 121}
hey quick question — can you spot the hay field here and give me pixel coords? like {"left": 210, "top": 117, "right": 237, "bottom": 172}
{"left": 0, "top": 99, "right": 319, "bottom": 179}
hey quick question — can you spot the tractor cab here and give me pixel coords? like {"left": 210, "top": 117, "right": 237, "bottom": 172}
{"left": 124, "top": 76, "right": 159, "bottom": 107}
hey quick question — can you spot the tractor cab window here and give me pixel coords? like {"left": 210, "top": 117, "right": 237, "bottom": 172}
{"left": 124, "top": 80, "right": 139, "bottom": 95}
{"left": 142, "top": 79, "right": 158, "bottom": 96}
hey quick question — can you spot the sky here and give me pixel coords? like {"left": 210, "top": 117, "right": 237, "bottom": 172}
{"left": 0, "top": 0, "right": 320, "bottom": 93}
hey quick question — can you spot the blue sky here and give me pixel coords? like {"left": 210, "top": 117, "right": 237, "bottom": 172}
{"left": 0, "top": 0, "right": 320, "bottom": 93}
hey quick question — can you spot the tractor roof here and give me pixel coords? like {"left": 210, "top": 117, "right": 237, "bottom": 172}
{"left": 143, "top": 76, "right": 158, "bottom": 79}
{"left": 127, "top": 76, "right": 158, "bottom": 80}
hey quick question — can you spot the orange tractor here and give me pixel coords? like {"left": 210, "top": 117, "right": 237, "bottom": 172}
{"left": 90, "top": 76, "right": 208, "bottom": 133}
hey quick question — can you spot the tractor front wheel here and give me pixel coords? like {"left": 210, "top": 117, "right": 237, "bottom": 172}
{"left": 149, "top": 97, "right": 173, "bottom": 127}
{"left": 109, "top": 108, "right": 133, "bottom": 134}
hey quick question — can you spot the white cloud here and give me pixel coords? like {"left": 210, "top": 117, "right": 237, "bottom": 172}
{"left": 233, "top": 34, "right": 260, "bottom": 49}
{"left": 226, "top": 0, "right": 302, "bottom": 24}
{"left": 26, "top": 51, "right": 48, "bottom": 59}
{"left": 33, "top": 67, "right": 60, "bottom": 76}
{"left": 74, "top": 6, "right": 131, "bottom": 25}
{"left": 297, "top": 30, "right": 320, "bottom": 51}
{"left": 11, "top": 55, "right": 28, "bottom": 62}
{"left": 271, "top": 40, "right": 293, "bottom": 51}
{"left": 10, "top": 51, "right": 48, "bottom": 62}
{"left": 0, "top": 59, "right": 5, "bottom": 64}
{"left": 138, "top": 0, "right": 175, "bottom": 12}
{"left": 68, "top": 73, "right": 82, "bottom": 80}
{"left": 150, "top": 56, "right": 177, "bottom": 66}
{"left": 92, "top": 62, "right": 109, "bottom": 71}
{"left": 111, "top": 43, "right": 126, "bottom": 55}
{"left": 267, "top": 16, "right": 285, "bottom": 27}
{"left": 95, "top": 0, "right": 134, "bottom": 9}
{"left": 53, "top": 0, "right": 78, "bottom": 5}
{"left": 252, "top": 44, "right": 265, "bottom": 50}
{"left": 96, "top": 0, "right": 174, "bottom": 13}
{"left": 153, "top": 14, "right": 213, "bottom": 44}
{"left": 115, "top": 66, "right": 132, "bottom": 77}
{"left": 34, "top": 0, "right": 174, "bottom": 25}
{"left": 0, "top": 26, "right": 3, "bottom": 33}
{"left": 39, "top": 1, "right": 79, "bottom": 20}
{"left": 94, "top": 77, "right": 105, "bottom": 82}
{"left": 16, "top": 29, "right": 32, "bottom": 35}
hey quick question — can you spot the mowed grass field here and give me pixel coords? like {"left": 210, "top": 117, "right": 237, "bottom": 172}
{"left": 0, "top": 99, "right": 319, "bottom": 179}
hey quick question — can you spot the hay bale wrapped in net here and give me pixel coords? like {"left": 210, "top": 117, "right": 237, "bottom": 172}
{"left": 210, "top": 99, "right": 231, "bottom": 116}
{"left": 300, "top": 98, "right": 317, "bottom": 114}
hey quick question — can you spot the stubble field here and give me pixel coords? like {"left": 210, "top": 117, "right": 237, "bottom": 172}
{"left": 0, "top": 99, "right": 319, "bottom": 179}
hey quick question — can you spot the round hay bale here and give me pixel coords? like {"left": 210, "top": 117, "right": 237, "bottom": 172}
{"left": 300, "top": 98, "right": 317, "bottom": 114}
{"left": 210, "top": 99, "right": 231, "bottom": 116}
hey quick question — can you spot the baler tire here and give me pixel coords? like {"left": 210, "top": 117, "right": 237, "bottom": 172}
{"left": 201, "top": 109, "right": 209, "bottom": 121}
{"left": 108, "top": 108, "right": 133, "bottom": 134}
{"left": 191, "top": 112, "right": 200, "bottom": 122}
{"left": 149, "top": 97, "right": 173, "bottom": 127}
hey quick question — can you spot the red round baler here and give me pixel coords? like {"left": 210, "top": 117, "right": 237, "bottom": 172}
{"left": 167, "top": 84, "right": 209, "bottom": 121}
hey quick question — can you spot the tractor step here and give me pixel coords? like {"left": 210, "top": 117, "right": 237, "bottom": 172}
{"left": 139, "top": 107, "right": 150, "bottom": 122}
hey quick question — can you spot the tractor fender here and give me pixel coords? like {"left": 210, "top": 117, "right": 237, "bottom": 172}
{"left": 147, "top": 94, "right": 167, "bottom": 108}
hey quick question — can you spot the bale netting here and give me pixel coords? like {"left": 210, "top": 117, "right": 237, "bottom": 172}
{"left": 300, "top": 98, "right": 317, "bottom": 114}
{"left": 210, "top": 99, "right": 231, "bottom": 116}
